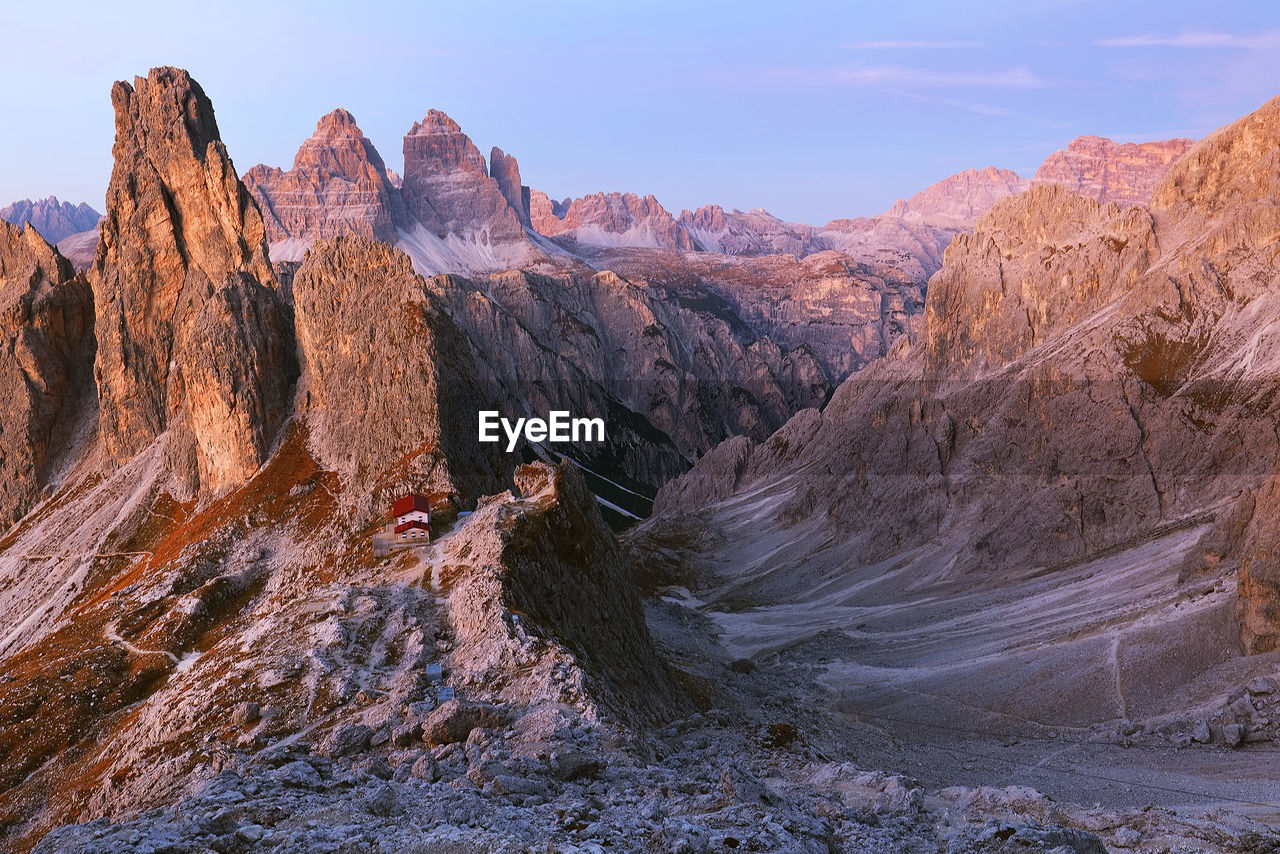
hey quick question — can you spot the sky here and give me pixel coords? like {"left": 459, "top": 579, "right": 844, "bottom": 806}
{"left": 2, "top": 0, "right": 1279, "bottom": 224}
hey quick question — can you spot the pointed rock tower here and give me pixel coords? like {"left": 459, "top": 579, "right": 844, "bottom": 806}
{"left": 244, "top": 108, "right": 410, "bottom": 245}
{"left": 91, "top": 67, "right": 296, "bottom": 497}
{"left": 400, "top": 110, "right": 527, "bottom": 243}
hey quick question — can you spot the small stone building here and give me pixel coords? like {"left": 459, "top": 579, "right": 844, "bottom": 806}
{"left": 393, "top": 494, "right": 432, "bottom": 540}
{"left": 373, "top": 493, "right": 433, "bottom": 557}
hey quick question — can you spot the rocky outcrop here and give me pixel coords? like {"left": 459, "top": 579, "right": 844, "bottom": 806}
{"left": 0, "top": 223, "right": 94, "bottom": 524}
{"left": 489, "top": 147, "right": 531, "bottom": 228}
{"left": 91, "top": 67, "right": 295, "bottom": 497}
{"left": 924, "top": 184, "right": 1157, "bottom": 379}
{"left": 531, "top": 190, "right": 695, "bottom": 250}
{"left": 882, "top": 166, "right": 1030, "bottom": 227}
{"left": 677, "top": 205, "right": 816, "bottom": 256}
{"left": 0, "top": 197, "right": 102, "bottom": 245}
{"left": 595, "top": 248, "right": 926, "bottom": 382}
{"left": 290, "top": 234, "right": 507, "bottom": 514}
{"left": 652, "top": 435, "right": 755, "bottom": 517}
{"left": 243, "top": 109, "right": 410, "bottom": 248}
{"left": 427, "top": 265, "right": 829, "bottom": 485}
{"left": 1032, "top": 136, "right": 1194, "bottom": 208}
{"left": 439, "top": 460, "right": 688, "bottom": 722}
{"left": 401, "top": 110, "right": 526, "bottom": 243}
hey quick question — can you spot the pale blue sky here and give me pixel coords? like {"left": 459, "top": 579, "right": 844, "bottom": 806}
{"left": 2, "top": 1, "right": 1278, "bottom": 223}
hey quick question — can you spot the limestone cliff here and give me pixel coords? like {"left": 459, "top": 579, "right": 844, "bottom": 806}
{"left": 1032, "top": 135, "right": 1195, "bottom": 208}
{"left": 291, "top": 234, "right": 508, "bottom": 515}
{"left": 0, "top": 223, "right": 94, "bottom": 524}
{"left": 924, "top": 184, "right": 1156, "bottom": 379}
{"left": 243, "top": 108, "right": 410, "bottom": 247}
{"left": 489, "top": 146, "right": 531, "bottom": 228}
{"left": 401, "top": 110, "right": 527, "bottom": 244}
{"left": 91, "top": 67, "right": 296, "bottom": 497}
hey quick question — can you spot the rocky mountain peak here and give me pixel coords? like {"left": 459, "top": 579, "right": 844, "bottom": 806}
{"left": 99, "top": 66, "right": 276, "bottom": 287}
{"left": 401, "top": 110, "right": 526, "bottom": 243}
{"left": 923, "top": 182, "right": 1156, "bottom": 379}
{"left": 404, "top": 109, "right": 489, "bottom": 176}
{"left": 1150, "top": 93, "right": 1280, "bottom": 216}
{"left": 92, "top": 66, "right": 295, "bottom": 497}
{"left": 291, "top": 233, "right": 507, "bottom": 516}
{"left": 882, "top": 165, "right": 1031, "bottom": 227}
{"left": 1031, "top": 134, "right": 1194, "bottom": 208}
{"left": 530, "top": 190, "right": 695, "bottom": 250}
{"left": 490, "top": 146, "right": 531, "bottom": 227}
{"left": 0, "top": 196, "right": 102, "bottom": 245}
{"left": 244, "top": 107, "right": 409, "bottom": 246}
{"left": 310, "top": 107, "right": 361, "bottom": 140}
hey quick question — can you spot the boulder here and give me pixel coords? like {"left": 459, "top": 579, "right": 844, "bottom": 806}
{"left": 420, "top": 700, "right": 508, "bottom": 747}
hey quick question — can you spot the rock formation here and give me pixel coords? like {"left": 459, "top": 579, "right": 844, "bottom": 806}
{"left": 0, "top": 197, "right": 102, "bottom": 245}
{"left": 1155, "top": 97, "right": 1280, "bottom": 654}
{"left": 401, "top": 110, "right": 526, "bottom": 244}
{"left": 243, "top": 109, "right": 410, "bottom": 249}
{"left": 425, "top": 264, "right": 829, "bottom": 488}
{"left": 882, "top": 166, "right": 1030, "bottom": 226}
{"left": 439, "top": 461, "right": 688, "bottom": 722}
{"left": 91, "top": 67, "right": 295, "bottom": 497}
{"left": 0, "top": 222, "right": 94, "bottom": 524}
{"left": 923, "top": 183, "right": 1156, "bottom": 378}
{"left": 675, "top": 204, "right": 956, "bottom": 283}
{"left": 1032, "top": 135, "right": 1195, "bottom": 208}
{"left": 651, "top": 434, "right": 756, "bottom": 517}
{"left": 677, "top": 205, "right": 816, "bottom": 256}
{"left": 531, "top": 190, "right": 695, "bottom": 250}
{"left": 594, "top": 247, "right": 926, "bottom": 382}
{"left": 4, "top": 61, "right": 1280, "bottom": 854}
{"left": 489, "top": 146, "right": 531, "bottom": 228}
{"left": 291, "top": 234, "right": 507, "bottom": 514}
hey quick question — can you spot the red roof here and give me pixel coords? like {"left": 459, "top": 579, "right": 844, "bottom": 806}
{"left": 395, "top": 519, "right": 431, "bottom": 535}
{"left": 393, "top": 494, "right": 431, "bottom": 517}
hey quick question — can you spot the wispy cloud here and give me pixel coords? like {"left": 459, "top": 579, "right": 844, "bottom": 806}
{"left": 1099, "top": 30, "right": 1280, "bottom": 49}
{"left": 844, "top": 40, "right": 982, "bottom": 50}
{"left": 779, "top": 65, "right": 1048, "bottom": 89}
{"left": 890, "top": 89, "right": 1010, "bottom": 116}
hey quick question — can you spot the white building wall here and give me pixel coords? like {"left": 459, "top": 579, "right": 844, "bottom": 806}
{"left": 397, "top": 510, "right": 430, "bottom": 525}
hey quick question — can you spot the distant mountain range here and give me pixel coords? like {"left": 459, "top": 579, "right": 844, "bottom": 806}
{"left": 238, "top": 107, "right": 1193, "bottom": 281}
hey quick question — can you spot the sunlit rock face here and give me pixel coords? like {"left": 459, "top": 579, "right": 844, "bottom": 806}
{"left": 91, "top": 66, "right": 295, "bottom": 497}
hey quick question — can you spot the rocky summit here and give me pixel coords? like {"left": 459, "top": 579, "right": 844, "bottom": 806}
{"left": 2, "top": 60, "right": 1280, "bottom": 854}
{"left": 401, "top": 110, "right": 528, "bottom": 246}
{"left": 1032, "top": 135, "right": 1196, "bottom": 208}
{"left": 91, "top": 67, "right": 295, "bottom": 498}
{"left": 243, "top": 109, "right": 410, "bottom": 251}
